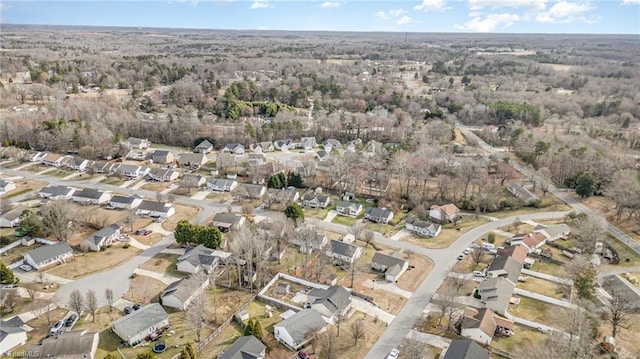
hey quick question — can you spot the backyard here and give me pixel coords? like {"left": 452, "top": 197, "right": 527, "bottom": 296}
{"left": 517, "top": 276, "right": 571, "bottom": 300}
{"left": 507, "top": 297, "right": 571, "bottom": 329}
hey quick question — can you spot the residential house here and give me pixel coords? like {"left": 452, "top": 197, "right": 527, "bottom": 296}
{"left": 405, "top": 217, "right": 442, "bottom": 238}
{"left": 66, "top": 157, "right": 90, "bottom": 172}
{"left": 111, "top": 303, "right": 169, "bottom": 346}
{"left": 194, "top": 139, "right": 214, "bottom": 154}
{"left": 115, "top": 164, "right": 148, "bottom": 178}
{"left": 273, "top": 309, "right": 327, "bottom": 350}
{"left": 27, "top": 330, "right": 99, "bottom": 359}
{"left": 496, "top": 245, "right": 528, "bottom": 266}
{"left": 177, "top": 245, "right": 223, "bottom": 274}
{"left": 0, "top": 179, "right": 17, "bottom": 194}
{"left": 127, "top": 137, "right": 151, "bottom": 149}
{"left": 0, "top": 317, "right": 27, "bottom": 355}
{"left": 486, "top": 255, "right": 522, "bottom": 285}
{"left": 315, "top": 150, "right": 330, "bottom": 161}
{"left": 160, "top": 276, "right": 209, "bottom": 311}
{"left": 476, "top": 277, "right": 515, "bottom": 315}
{"left": 108, "top": 194, "right": 143, "bottom": 210}
{"left": 290, "top": 231, "right": 328, "bottom": 254}
{"left": 81, "top": 224, "right": 120, "bottom": 251}
{"left": 327, "top": 240, "right": 362, "bottom": 264}
{"left": 300, "top": 137, "right": 317, "bottom": 150}
{"left": 136, "top": 200, "right": 175, "bottom": 219}
{"left": 29, "top": 151, "right": 47, "bottom": 162}
{"left": 148, "top": 150, "right": 174, "bottom": 164}
{"left": 72, "top": 188, "right": 111, "bottom": 205}
{"left": 371, "top": 252, "right": 409, "bottom": 282}
{"left": 273, "top": 139, "right": 294, "bottom": 151}
{"left": 460, "top": 308, "right": 497, "bottom": 345}
{"left": 148, "top": 168, "right": 180, "bottom": 182}
{"left": 212, "top": 213, "right": 245, "bottom": 232}
{"left": 42, "top": 153, "right": 65, "bottom": 167}
{"left": 509, "top": 232, "right": 547, "bottom": 253}
{"left": 181, "top": 174, "right": 207, "bottom": 187}
{"left": 250, "top": 142, "right": 275, "bottom": 153}
{"left": 266, "top": 188, "right": 299, "bottom": 204}
{"left": 126, "top": 149, "right": 145, "bottom": 161}
{"left": 207, "top": 178, "right": 238, "bottom": 192}
{"left": 0, "top": 206, "right": 25, "bottom": 228}
{"left": 39, "top": 185, "right": 75, "bottom": 200}
{"left": 236, "top": 184, "right": 267, "bottom": 200}
{"left": 178, "top": 153, "right": 207, "bottom": 169}
{"left": 336, "top": 201, "right": 363, "bottom": 217}
{"left": 222, "top": 143, "right": 245, "bottom": 155}
{"left": 345, "top": 140, "right": 358, "bottom": 152}
{"left": 443, "top": 340, "right": 490, "bottom": 359}
{"left": 23, "top": 242, "right": 74, "bottom": 271}
{"left": 429, "top": 204, "right": 460, "bottom": 224}
{"left": 507, "top": 182, "right": 539, "bottom": 205}
{"left": 247, "top": 153, "right": 265, "bottom": 166}
{"left": 301, "top": 192, "right": 330, "bottom": 209}
{"left": 308, "top": 286, "right": 352, "bottom": 321}
{"left": 365, "top": 207, "right": 394, "bottom": 224}
{"left": 219, "top": 335, "right": 266, "bottom": 359}
{"left": 92, "top": 160, "right": 117, "bottom": 174}
{"left": 322, "top": 139, "right": 342, "bottom": 151}
{"left": 534, "top": 223, "right": 571, "bottom": 242}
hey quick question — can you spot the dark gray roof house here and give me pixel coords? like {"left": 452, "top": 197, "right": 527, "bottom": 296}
{"left": 27, "top": 330, "right": 100, "bottom": 359}
{"left": 443, "top": 339, "right": 490, "bottom": 359}
{"left": 176, "top": 244, "right": 221, "bottom": 274}
{"left": 274, "top": 309, "right": 327, "bottom": 350}
{"left": 371, "top": 252, "right": 409, "bottom": 282}
{"left": 111, "top": 303, "right": 169, "bottom": 345}
{"left": 219, "top": 335, "right": 266, "bottom": 359}
{"left": 307, "top": 285, "right": 352, "bottom": 319}
{"left": 476, "top": 277, "right": 515, "bottom": 315}
{"left": 212, "top": 213, "right": 245, "bottom": 232}
{"left": 23, "top": 242, "right": 74, "bottom": 270}
{"left": 486, "top": 255, "right": 522, "bottom": 285}
{"left": 39, "top": 185, "right": 75, "bottom": 198}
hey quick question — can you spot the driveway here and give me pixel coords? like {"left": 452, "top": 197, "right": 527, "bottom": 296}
{"left": 350, "top": 297, "right": 395, "bottom": 324}
{"left": 406, "top": 329, "right": 452, "bottom": 350}
{"left": 323, "top": 210, "right": 338, "bottom": 223}
{"left": 364, "top": 279, "right": 412, "bottom": 299}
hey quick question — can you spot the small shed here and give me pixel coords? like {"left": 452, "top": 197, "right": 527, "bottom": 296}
{"left": 325, "top": 273, "right": 338, "bottom": 286}
{"left": 280, "top": 310, "right": 296, "bottom": 320}
{"left": 275, "top": 283, "right": 290, "bottom": 295}
{"left": 523, "top": 258, "right": 535, "bottom": 269}
{"left": 237, "top": 309, "right": 250, "bottom": 321}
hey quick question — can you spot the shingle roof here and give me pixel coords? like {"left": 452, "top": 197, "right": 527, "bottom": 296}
{"left": 541, "top": 224, "right": 571, "bottom": 238}
{"left": 329, "top": 240, "right": 360, "bottom": 258}
{"left": 161, "top": 277, "right": 206, "bottom": 303}
{"left": 371, "top": 252, "right": 407, "bottom": 276}
{"left": 73, "top": 188, "right": 107, "bottom": 199}
{"left": 1, "top": 206, "right": 25, "bottom": 221}
{"left": 178, "top": 245, "right": 218, "bottom": 268}
{"left": 336, "top": 201, "right": 360, "bottom": 210}
{"left": 152, "top": 150, "right": 171, "bottom": 156}
{"left": 138, "top": 200, "right": 172, "bottom": 213}
{"left": 275, "top": 309, "right": 326, "bottom": 345}
{"left": 365, "top": 207, "right": 392, "bottom": 220}
{"left": 487, "top": 255, "right": 522, "bottom": 284}
{"left": 443, "top": 340, "right": 490, "bottom": 359}
{"left": 308, "top": 286, "right": 351, "bottom": 315}
{"left": 0, "top": 317, "right": 26, "bottom": 343}
{"left": 110, "top": 195, "right": 140, "bottom": 204}
{"left": 24, "top": 242, "right": 73, "bottom": 265}
{"left": 40, "top": 185, "right": 75, "bottom": 196}
{"left": 461, "top": 308, "right": 496, "bottom": 338}
{"left": 208, "top": 178, "right": 236, "bottom": 188}
{"left": 496, "top": 245, "right": 528, "bottom": 266}
{"left": 86, "top": 224, "right": 120, "bottom": 246}
{"left": 28, "top": 330, "right": 99, "bottom": 358}
{"left": 218, "top": 335, "right": 266, "bottom": 359}
{"left": 111, "top": 303, "right": 168, "bottom": 340}
{"left": 213, "top": 213, "right": 243, "bottom": 227}
{"left": 195, "top": 140, "right": 213, "bottom": 149}
{"left": 179, "top": 153, "right": 206, "bottom": 164}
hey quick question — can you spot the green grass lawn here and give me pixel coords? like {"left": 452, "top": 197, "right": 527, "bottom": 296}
{"left": 606, "top": 234, "right": 640, "bottom": 266}
{"left": 332, "top": 215, "right": 358, "bottom": 226}
{"left": 508, "top": 297, "right": 571, "bottom": 329}
{"left": 3, "top": 188, "right": 32, "bottom": 199}
{"left": 529, "top": 259, "right": 567, "bottom": 278}
{"left": 491, "top": 324, "right": 548, "bottom": 353}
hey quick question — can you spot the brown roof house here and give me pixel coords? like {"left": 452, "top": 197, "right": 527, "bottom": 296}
{"left": 496, "top": 245, "right": 529, "bottom": 266}
{"left": 459, "top": 307, "right": 512, "bottom": 345}
{"left": 429, "top": 204, "right": 460, "bottom": 224}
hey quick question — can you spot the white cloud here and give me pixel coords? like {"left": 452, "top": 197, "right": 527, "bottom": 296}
{"left": 467, "top": 0, "right": 547, "bottom": 11}
{"left": 389, "top": 8, "right": 407, "bottom": 16}
{"left": 414, "top": 0, "right": 447, "bottom": 11}
{"left": 321, "top": 1, "right": 343, "bottom": 8}
{"left": 249, "top": 1, "right": 271, "bottom": 9}
{"left": 535, "top": 1, "right": 594, "bottom": 23}
{"left": 398, "top": 15, "right": 414, "bottom": 25}
{"left": 374, "top": 11, "right": 389, "bottom": 20}
{"left": 621, "top": 0, "right": 640, "bottom": 4}
{"left": 456, "top": 12, "right": 520, "bottom": 32}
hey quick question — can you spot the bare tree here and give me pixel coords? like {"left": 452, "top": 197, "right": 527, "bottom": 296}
{"left": 124, "top": 211, "right": 135, "bottom": 232}
{"left": 349, "top": 220, "right": 366, "bottom": 241}
{"left": 363, "top": 230, "right": 375, "bottom": 248}
{"left": 85, "top": 290, "right": 98, "bottom": 322}
{"left": 30, "top": 297, "right": 48, "bottom": 319}
{"left": 470, "top": 248, "right": 486, "bottom": 268}
{"left": 105, "top": 288, "right": 114, "bottom": 312}
{"left": 26, "top": 287, "right": 37, "bottom": 302}
{"left": 185, "top": 288, "right": 208, "bottom": 342}
{"left": 180, "top": 175, "right": 199, "bottom": 194}
{"left": 41, "top": 200, "right": 75, "bottom": 241}
{"left": 318, "top": 327, "right": 337, "bottom": 359}
{"left": 449, "top": 272, "right": 468, "bottom": 295}
{"left": 568, "top": 213, "right": 607, "bottom": 253}
{"left": 403, "top": 339, "right": 431, "bottom": 359}
{"left": 1, "top": 289, "right": 18, "bottom": 313}
{"left": 335, "top": 313, "right": 346, "bottom": 337}
{"left": 351, "top": 318, "right": 365, "bottom": 345}
{"left": 603, "top": 284, "right": 633, "bottom": 339}
{"left": 433, "top": 288, "right": 460, "bottom": 331}
{"left": 68, "top": 289, "right": 84, "bottom": 314}
{"left": 305, "top": 327, "right": 322, "bottom": 354}
{"left": 267, "top": 214, "right": 292, "bottom": 264}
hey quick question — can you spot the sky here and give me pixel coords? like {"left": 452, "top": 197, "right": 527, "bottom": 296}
{"left": 1, "top": 0, "right": 639, "bottom": 34}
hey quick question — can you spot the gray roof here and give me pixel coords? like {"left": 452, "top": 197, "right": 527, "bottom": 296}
{"left": 178, "top": 245, "right": 219, "bottom": 268}
{"left": 40, "top": 185, "right": 75, "bottom": 196}
{"left": 208, "top": 178, "right": 236, "bottom": 188}
{"left": 487, "top": 255, "right": 522, "bottom": 284}
{"left": 110, "top": 194, "right": 141, "bottom": 204}
{"left": 219, "top": 335, "right": 266, "bottom": 359}
{"left": 275, "top": 309, "right": 326, "bottom": 345}
{"left": 1, "top": 206, "right": 25, "bottom": 221}
{"left": 443, "top": 340, "right": 490, "bottom": 359}
{"left": 365, "top": 207, "right": 393, "bottom": 220}
{"left": 213, "top": 213, "right": 242, "bottom": 227}
{"left": 28, "top": 330, "right": 99, "bottom": 358}
{"left": 116, "top": 164, "right": 142, "bottom": 174}
{"left": 111, "top": 303, "right": 168, "bottom": 339}
{"left": 542, "top": 223, "right": 571, "bottom": 238}
{"left": 308, "top": 285, "right": 351, "bottom": 315}
{"left": 0, "top": 317, "right": 26, "bottom": 343}
{"left": 0, "top": 179, "right": 13, "bottom": 188}
{"left": 24, "top": 242, "right": 73, "bottom": 265}
{"left": 149, "top": 167, "right": 176, "bottom": 178}
{"left": 477, "top": 277, "right": 514, "bottom": 312}
{"left": 195, "top": 140, "right": 213, "bottom": 149}
{"left": 371, "top": 252, "right": 407, "bottom": 276}
{"left": 329, "top": 240, "right": 360, "bottom": 258}
{"left": 86, "top": 224, "right": 120, "bottom": 246}
{"left": 161, "top": 276, "right": 207, "bottom": 303}
{"left": 238, "top": 184, "right": 265, "bottom": 198}
{"left": 128, "top": 137, "right": 148, "bottom": 145}
{"left": 73, "top": 188, "right": 107, "bottom": 199}
{"left": 152, "top": 149, "right": 171, "bottom": 156}
{"left": 179, "top": 153, "right": 206, "bottom": 164}
{"left": 138, "top": 200, "right": 172, "bottom": 213}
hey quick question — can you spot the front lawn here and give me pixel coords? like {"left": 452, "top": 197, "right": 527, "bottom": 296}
{"left": 46, "top": 244, "right": 142, "bottom": 279}
{"left": 403, "top": 218, "right": 489, "bottom": 249}
{"left": 139, "top": 253, "right": 186, "bottom": 279}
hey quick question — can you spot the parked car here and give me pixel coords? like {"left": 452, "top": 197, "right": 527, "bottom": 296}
{"left": 457, "top": 254, "right": 465, "bottom": 260}
{"left": 473, "top": 271, "right": 486, "bottom": 277}
{"left": 1, "top": 284, "right": 19, "bottom": 289}
{"left": 135, "top": 229, "right": 145, "bottom": 235}
{"left": 470, "top": 243, "right": 481, "bottom": 249}
{"left": 133, "top": 303, "right": 141, "bottom": 310}
{"left": 50, "top": 320, "right": 64, "bottom": 334}
{"left": 143, "top": 230, "right": 153, "bottom": 235}
{"left": 123, "top": 307, "right": 133, "bottom": 314}
{"left": 463, "top": 248, "right": 471, "bottom": 255}
{"left": 387, "top": 349, "right": 400, "bottom": 359}
{"left": 19, "top": 264, "right": 33, "bottom": 272}
{"left": 297, "top": 351, "right": 309, "bottom": 359}
{"left": 65, "top": 314, "right": 77, "bottom": 327}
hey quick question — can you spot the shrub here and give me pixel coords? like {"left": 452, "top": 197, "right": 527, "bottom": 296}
{"left": 487, "top": 232, "right": 496, "bottom": 244}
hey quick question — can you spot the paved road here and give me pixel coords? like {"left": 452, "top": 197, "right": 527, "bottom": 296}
{"left": 456, "top": 123, "right": 640, "bottom": 256}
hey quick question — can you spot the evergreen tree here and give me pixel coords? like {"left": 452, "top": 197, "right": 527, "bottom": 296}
{"left": 174, "top": 220, "right": 196, "bottom": 245}
{"left": 181, "top": 343, "right": 197, "bottom": 359}
{"left": 252, "top": 319, "right": 264, "bottom": 340}
{"left": 284, "top": 203, "right": 304, "bottom": 226}
{"left": 198, "top": 226, "right": 222, "bottom": 249}
{"left": 243, "top": 319, "right": 255, "bottom": 336}
{"left": 287, "top": 172, "right": 304, "bottom": 188}
{"left": 0, "top": 262, "right": 17, "bottom": 284}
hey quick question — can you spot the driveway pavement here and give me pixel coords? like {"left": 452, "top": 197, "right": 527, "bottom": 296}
{"left": 190, "top": 190, "right": 210, "bottom": 200}
{"left": 323, "top": 210, "right": 338, "bottom": 222}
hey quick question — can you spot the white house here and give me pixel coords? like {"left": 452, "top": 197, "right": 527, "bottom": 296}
{"left": 250, "top": 142, "right": 275, "bottom": 153}
{"left": 534, "top": 223, "right": 571, "bottom": 242}
{"left": 236, "top": 184, "right": 267, "bottom": 200}
{"left": 273, "top": 309, "right": 327, "bottom": 350}
{"left": 0, "top": 179, "right": 17, "bottom": 195}
{"left": 111, "top": 304, "right": 169, "bottom": 346}
{"left": 194, "top": 139, "right": 214, "bottom": 154}
{"left": 81, "top": 224, "right": 120, "bottom": 251}
{"left": 364, "top": 207, "right": 394, "bottom": 224}
{"left": 136, "top": 200, "right": 175, "bottom": 219}
{"left": 300, "top": 137, "right": 317, "bottom": 150}
{"left": 307, "top": 286, "right": 352, "bottom": 321}
{"left": 327, "top": 240, "right": 362, "bottom": 264}
{"left": 212, "top": 213, "right": 245, "bottom": 232}
{"left": 127, "top": 137, "right": 151, "bottom": 149}
{"left": 65, "top": 157, "right": 90, "bottom": 172}
{"left": 23, "top": 242, "right": 74, "bottom": 271}
{"left": 160, "top": 276, "right": 209, "bottom": 311}
{"left": 429, "top": 204, "right": 460, "bottom": 224}
{"left": 72, "top": 188, "right": 111, "bottom": 205}
{"left": 176, "top": 245, "right": 228, "bottom": 274}
{"left": 114, "top": 164, "right": 148, "bottom": 178}
{"left": 0, "top": 206, "right": 25, "bottom": 228}
{"left": 322, "top": 139, "right": 342, "bottom": 151}
{"left": 273, "top": 139, "right": 294, "bottom": 151}
{"left": 178, "top": 153, "right": 207, "bottom": 169}
{"left": 222, "top": 143, "right": 245, "bottom": 155}
{"left": 148, "top": 168, "right": 180, "bottom": 182}
{"left": 27, "top": 330, "right": 99, "bottom": 359}
{"left": 207, "top": 178, "right": 238, "bottom": 192}
{"left": 405, "top": 217, "right": 441, "bottom": 238}
{"left": 39, "top": 185, "right": 75, "bottom": 200}
{"left": 460, "top": 308, "right": 497, "bottom": 345}
{"left": 0, "top": 317, "right": 27, "bottom": 355}
{"left": 108, "top": 195, "right": 143, "bottom": 210}
{"left": 371, "top": 252, "right": 409, "bottom": 282}
{"left": 301, "top": 193, "right": 330, "bottom": 208}
{"left": 29, "top": 151, "right": 47, "bottom": 162}
{"left": 42, "top": 153, "right": 66, "bottom": 167}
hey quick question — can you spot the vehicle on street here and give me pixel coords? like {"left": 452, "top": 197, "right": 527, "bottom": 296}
{"left": 297, "top": 351, "right": 309, "bottom": 359}
{"left": 387, "top": 349, "right": 400, "bottom": 359}
{"left": 470, "top": 243, "right": 481, "bottom": 249}
{"left": 457, "top": 254, "right": 465, "bottom": 260}
{"left": 65, "top": 314, "right": 77, "bottom": 327}
{"left": 50, "top": 320, "right": 64, "bottom": 334}
{"left": 123, "top": 307, "right": 133, "bottom": 314}
{"left": 135, "top": 229, "right": 145, "bottom": 235}
{"left": 19, "top": 264, "right": 33, "bottom": 272}
{"left": 1, "top": 284, "right": 19, "bottom": 289}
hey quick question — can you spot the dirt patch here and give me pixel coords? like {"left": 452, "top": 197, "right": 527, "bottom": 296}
{"left": 46, "top": 244, "right": 141, "bottom": 279}
{"left": 162, "top": 204, "right": 200, "bottom": 231}
{"left": 124, "top": 275, "right": 166, "bottom": 304}
{"left": 139, "top": 253, "right": 186, "bottom": 278}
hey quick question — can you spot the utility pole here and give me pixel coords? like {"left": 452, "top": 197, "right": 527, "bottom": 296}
{"left": 350, "top": 264, "right": 355, "bottom": 288}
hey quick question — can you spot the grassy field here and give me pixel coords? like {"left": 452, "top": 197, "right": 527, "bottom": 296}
{"left": 100, "top": 176, "right": 125, "bottom": 186}
{"left": 47, "top": 244, "right": 141, "bottom": 279}
{"left": 162, "top": 204, "right": 200, "bottom": 231}
{"left": 48, "top": 169, "right": 73, "bottom": 178}
{"left": 491, "top": 324, "right": 548, "bottom": 353}
{"left": 529, "top": 259, "right": 567, "bottom": 278}
{"left": 139, "top": 253, "right": 185, "bottom": 278}
{"left": 517, "top": 276, "right": 571, "bottom": 300}
{"left": 123, "top": 275, "right": 166, "bottom": 303}
{"left": 331, "top": 214, "right": 359, "bottom": 226}
{"left": 606, "top": 234, "right": 640, "bottom": 267}
{"left": 508, "top": 297, "right": 571, "bottom": 329}
{"left": 490, "top": 203, "right": 572, "bottom": 219}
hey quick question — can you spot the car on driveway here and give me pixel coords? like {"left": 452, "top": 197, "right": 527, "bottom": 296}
{"left": 473, "top": 270, "right": 486, "bottom": 277}
{"left": 19, "top": 264, "right": 33, "bottom": 272}
{"left": 387, "top": 349, "right": 400, "bottom": 359}
{"left": 297, "top": 351, "right": 309, "bottom": 359}
{"left": 457, "top": 254, "right": 465, "bottom": 260}
{"left": 65, "top": 314, "right": 77, "bottom": 327}
{"left": 463, "top": 248, "right": 471, "bottom": 255}
{"left": 50, "top": 320, "right": 64, "bottom": 334}
{"left": 470, "top": 243, "right": 481, "bottom": 249}
{"left": 143, "top": 230, "right": 153, "bottom": 235}
{"left": 133, "top": 303, "right": 141, "bottom": 310}
{"left": 123, "top": 307, "right": 133, "bottom": 315}
{"left": 135, "top": 229, "right": 145, "bottom": 235}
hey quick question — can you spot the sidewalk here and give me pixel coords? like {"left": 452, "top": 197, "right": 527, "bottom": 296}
{"left": 133, "top": 268, "right": 181, "bottom": 285}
